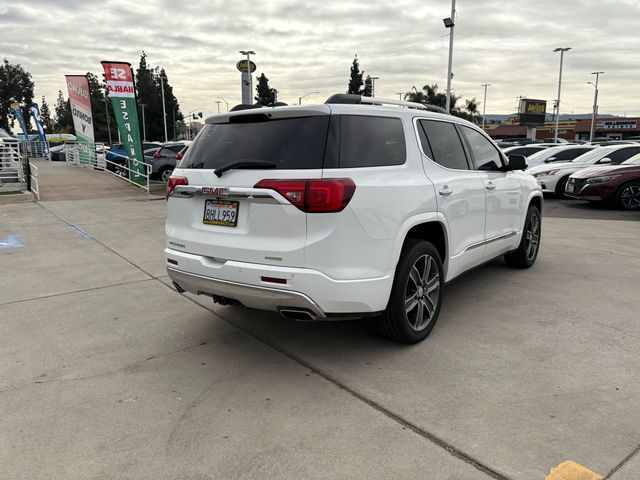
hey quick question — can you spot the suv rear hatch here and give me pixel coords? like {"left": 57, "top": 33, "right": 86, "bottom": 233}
{"left": 166, "top": 106, "right": 332, "bottom": 267}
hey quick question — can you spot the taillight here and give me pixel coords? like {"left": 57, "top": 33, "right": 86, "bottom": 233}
{"left": 254, "top": 178, "right": 356, "bottom": 213}
{"left": 166, "top": 176, "right": 188, "bottom": 200}
{"left": 176, "top": 152, "right": 184, "bottom": 160}
{"left": 153, "top": 151, "right": 161, "bottom": 159}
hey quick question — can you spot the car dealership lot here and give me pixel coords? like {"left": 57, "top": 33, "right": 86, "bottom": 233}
{"left": 1, "top": 188, "right": 639, "bottom": 479}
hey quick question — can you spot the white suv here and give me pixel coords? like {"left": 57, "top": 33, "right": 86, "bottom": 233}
{"left": 165, "top": 94, "right": 543, "bottom": 343}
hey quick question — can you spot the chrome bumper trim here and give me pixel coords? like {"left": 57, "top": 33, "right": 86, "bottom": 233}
{"left": 167, "top": 267, "right": 327, "bottom": 318}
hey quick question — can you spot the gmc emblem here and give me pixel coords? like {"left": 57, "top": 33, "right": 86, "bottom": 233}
{"left": 201, "top": 187, "right": 229, "bottom": 196}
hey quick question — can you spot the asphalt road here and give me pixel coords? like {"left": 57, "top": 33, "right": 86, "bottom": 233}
{"left": 1, "top": 165, "right": 639, "bottom": 479}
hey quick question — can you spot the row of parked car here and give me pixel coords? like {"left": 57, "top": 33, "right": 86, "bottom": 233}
{"left": 500, "top": 141, "right": 640, "bottom": 210}
{"left": 104, "top": 141, "right": 191, "bottom": 182}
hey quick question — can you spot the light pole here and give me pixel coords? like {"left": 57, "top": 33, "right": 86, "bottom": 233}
{"left": 215, "top": 100, "right": 222, "bottom": 114}
{"left": 396, "top": 92, "right": 404, "bottom": 101}
{"left": 159, "top": 71, "right": 168, "bottom": 142}
{"left": 443, "top": 0, "right": 456, "bottom": 113}
{"left": 588, "top": 71, "right": 604, "bottom": 143}
{"left": 481, "top": 84, "right": 491, "bottom": 129}
{"left": 102, "top": 97, "right": 112, "bottom": 145}
{"left": 370, "top": 76, "right": 380, "bottom": 96}
{"left": 298, "top": 91, "right": 319, "bottom": 105}
{"left": 217, "top": 97, "right": 229, "bottom": 112}
{"left": 239, "top": 50, "right": 256, "bottom": 104}
{"left": 553, "top": 47, "right": 571, "bottom": 142}
{"left": 140, "top": 103, "right": 147, "bottom": 141}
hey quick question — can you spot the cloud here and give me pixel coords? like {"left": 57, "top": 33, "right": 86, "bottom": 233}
{"left": 2, "top": 0, "right": 639, "bottom": 116}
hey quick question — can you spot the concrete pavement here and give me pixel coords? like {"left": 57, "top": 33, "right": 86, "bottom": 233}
{"left": 1, "top": 191, "right": 639, "bottom": 479}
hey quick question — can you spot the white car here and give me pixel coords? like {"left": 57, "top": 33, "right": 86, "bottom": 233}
{"left": 164, "top": 94, "right": 543, "bottom": 344}
{"left": 501, "top": 144, "right": 552, "bottom": 158}
{"left": 528, "top": 143, "right": 640, "bottom": 195}
{"left": 524, "top": 144, "right": 597, "bottom": 169}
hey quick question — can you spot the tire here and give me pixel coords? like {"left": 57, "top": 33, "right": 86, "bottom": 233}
{"left": 377, "top": 239, "right": 444, "bottom": 344}
{"left": 159, "top": 167, "right": 174, "bottom": 183}
{"left": 555, "top": 175, "right": 570, "bottom": 197}
{"left": 505, "top": 205, "right": 541, "bottom": 268}
{"left": 616, "top": 181, "right": 640, "bottom": 210}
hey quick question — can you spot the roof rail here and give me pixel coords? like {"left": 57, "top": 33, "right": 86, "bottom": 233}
{"left": 325, "top": 93, "right": 447, "bottom": 114}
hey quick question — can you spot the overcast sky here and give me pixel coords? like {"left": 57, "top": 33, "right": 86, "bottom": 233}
{"left": 2, "top": 0, "right": 640, "bottom": 118}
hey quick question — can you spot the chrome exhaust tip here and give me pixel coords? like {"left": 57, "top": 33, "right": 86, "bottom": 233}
{"left": 279, "top": 308, "right": 317, "bottom": 322}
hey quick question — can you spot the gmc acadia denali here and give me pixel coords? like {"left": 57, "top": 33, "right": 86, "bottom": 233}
{"left": 165, "top": 94, "right": 543, "bottom": 343}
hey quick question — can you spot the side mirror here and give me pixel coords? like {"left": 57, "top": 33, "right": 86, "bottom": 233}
{"left": 543, "top": 157, "right": 557, "bottom": 163}
{"left": 598, "top": 157, "right": 612, "bottom": 164}
{"left": 504, "top": 154, "right": 527, "bottom": 171}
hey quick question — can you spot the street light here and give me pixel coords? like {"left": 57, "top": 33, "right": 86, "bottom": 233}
{"left": 443, "top": 0, "right": 456, "bottom": 113}
{"left": 159, "top": 71, "right": 168, "bottom": 142}
{"left": 481, "top": 84, "right": 491, "bottom": 129}
{"left": 370, "top": 76, "right": 380, "bottom": 96}
{"left": 239, "top": 50, "right": 256, "bottom": 104}
{"left": 396, "top": 92, "right": 404, "bottom": 101}
{"left": 217, "top": 97, "right": 229, "bottom": 112}
{"left": 588, "top": 71, "right": 604, "bottom": 143}
{"left": 553, "top": 47, "right": 571, "bottom": 142}
{"left": 139, "top": 103, "right": 147, "bottom": 142}
{"left": 215, "top": 100, "right": 222, "bottom": 114}
{"left": 298, "top": 91, "right": 319, "bottom": 105}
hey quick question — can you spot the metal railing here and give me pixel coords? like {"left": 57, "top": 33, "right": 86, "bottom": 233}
{"left": 29, "top": 162, "right": 40, "bottom": 200}
{"left": 0, "top": 141, "right": 25, "bottom": 185}
{"left": 63, "top": 142, "right": 152, "bottom": 193}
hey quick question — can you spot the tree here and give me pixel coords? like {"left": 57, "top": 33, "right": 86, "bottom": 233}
{"left": 362, "top": 75, "right": 373, "bottom": 97}
{"left": 347, "top": 55, "right": 364, "bottom": 95}
{"left": 404, "top": 83, "right": 478, "bottom": 122}
{"left": 0, "top": 58, "right": 35, "bottom": 133}
{"left": 255, "top": 73, "right": 277, "bottom": 106}
{"left": 53, "top": 90, "right": 73, "bottom": 133}
{"left": 40, "top": 96, "right": 53, "bottom": 132}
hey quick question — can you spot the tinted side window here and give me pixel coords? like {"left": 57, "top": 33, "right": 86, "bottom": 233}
{"left": 553, "top": 148, "right": 592, "bottom": 161}
{"left": 339, "top": 115, "right": 406, "bottom": 167}
{"left": 419, "top": 120, "right": 469, "bottom": 170}
{"left": 606, "top": 147, "right": 640, "bottom": 163}
{"left": 461, "top": 126, "right": 503, "bottom": 171}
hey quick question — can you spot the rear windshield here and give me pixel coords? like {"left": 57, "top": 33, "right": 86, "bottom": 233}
{"left": 180, "top": 116, "right": 330, "bottom": 170}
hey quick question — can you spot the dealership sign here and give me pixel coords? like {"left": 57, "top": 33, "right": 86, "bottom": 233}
{"left": 101, "top": 61, "right": 145, "bottom": 184}
{"left": 596, "top": 120, "right": 638, "bottom": 130}
{"left": 66, "top": 75, "right": 95, "bottom": 165}
{"left": 518, "top": 99, "right": 547, "bottom": 126}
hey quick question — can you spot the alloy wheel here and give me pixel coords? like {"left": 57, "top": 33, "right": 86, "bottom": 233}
{"left": 405, "top": 254, "right": 440, "bottom": 331}
{"left": 161, "top": 169, "right": 174, "bottom": 183}
{"left": 526, "top": 212, "right": 540, "bottom": 261}
{"left": 621, "top": 185, "right": 640, "bottom": 210}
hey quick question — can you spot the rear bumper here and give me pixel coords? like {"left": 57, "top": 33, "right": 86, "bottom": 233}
{"left": 165, "top": 248, "right": 393, "bottom": 316}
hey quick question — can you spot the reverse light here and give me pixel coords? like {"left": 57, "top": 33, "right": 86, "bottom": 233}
{"left": 166, "top": 176, "right": 188, "bottom": 199}
{"left": 254, "top": 178, "right": 356, "bottom": 213}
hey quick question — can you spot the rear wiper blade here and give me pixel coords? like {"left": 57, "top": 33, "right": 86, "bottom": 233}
{"left": 214, "top": 160, "right": 277, "bottom": 178}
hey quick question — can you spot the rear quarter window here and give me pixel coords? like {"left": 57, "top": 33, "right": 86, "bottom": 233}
{"left": 338, "top": 115, "right": 406, "bottom": 168}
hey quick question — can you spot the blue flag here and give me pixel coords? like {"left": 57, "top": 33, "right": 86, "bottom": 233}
{"left": 30, "top": 104, "right": 50, "bottom": 160}
{"left": 10, "top": 104, "right": 29, "bottom": 138}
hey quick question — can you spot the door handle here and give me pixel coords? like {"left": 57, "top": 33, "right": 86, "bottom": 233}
{"left": 485, "top": 181, "right": 496, "bottom": 190}
{"left": 439, "top": 186, "right": 453, "bottom": 196}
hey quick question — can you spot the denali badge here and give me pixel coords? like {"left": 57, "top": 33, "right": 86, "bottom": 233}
{"left": 201, "top": 187, "right": 229, "bottom": 196}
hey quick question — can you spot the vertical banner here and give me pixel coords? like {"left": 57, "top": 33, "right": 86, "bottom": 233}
{"left": 65, "top": 75, "right": 95, "bottom": 165}
{"left": 10, "top": 103, "right": 29, "bottom": 137}
{"left": 101, "top": 61, "right": 145, "bottom": 184}
{"left": 29, "top": 104, "right": 50, "bottom": 161}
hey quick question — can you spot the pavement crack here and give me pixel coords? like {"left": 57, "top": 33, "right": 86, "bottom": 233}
{"left": 160, "top": 279, "right": 510, "bottom": 480}
{"left": 603, "top": 442, "right": 640, "bottom": 479}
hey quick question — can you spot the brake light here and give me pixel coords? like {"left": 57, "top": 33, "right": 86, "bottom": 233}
{"left": 176, "top": 152, "right": 183, "bottom": 160}
{"left": 153, "top": 151, "right": 161, "bottom": 159}
{"left": 254, "top": 178, "right": 356, "bottom": 213}
{"left": 166, "top": 176, "right": 188, "bottom": 199}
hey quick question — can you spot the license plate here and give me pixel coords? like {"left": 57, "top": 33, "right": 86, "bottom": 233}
{"left": 203, "top": 199, "right": 239, "bottom": 227}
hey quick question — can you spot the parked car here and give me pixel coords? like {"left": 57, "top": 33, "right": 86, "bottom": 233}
{"left": 145, "top": 141, "right": 190, "bottom": 182}
{"left": 540, "top": 138, "right": 569, "bottom": 144}
{"left": 106, "top": 142, "right": 162, "bottom": 173}
{"left": 164, "top": 94, "right": 543, "bottom": 344}
{"left": 502, "top": 145, "right": 551, "bottom": 158}
{"left": 525, "top": 145, "right": 597, "bottom": 169}
{"left": 565, "top": 155, "right": 640, "bottom": 210}
{"left": 49, "top": 144, "right": 67, "bottom": 161}
{"left": 528, "top": 144, "right": 640, "bottom": 196}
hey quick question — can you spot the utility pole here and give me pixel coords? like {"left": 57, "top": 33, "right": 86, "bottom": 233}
{"left": 215, "top": 101, "right": 222, "bottom": 114}
{"left": 396, "top": 92, "right": 404, "bottom": 101}
{"left": 140, "top": 103, "right": 147, "bottom": 142}
{"left": 160, "top": 71, "right": 168, "bottom": 142}
{"left": 553, "top": 47, "right": 571, "bottom": 142}
{"left": 481, "top": 84, "right": 491, "bottom": 129}
{"left": 370, "top": 76, "right": 380, "bottom": 97}
{"left": 589, "top": 71, "right": 604, "bottom": 143}
{"left": 217, "top": 97, "right": 229, "bottom": 112}
{"left": 443, "top": 0, "right": 456, "bottom": 113}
